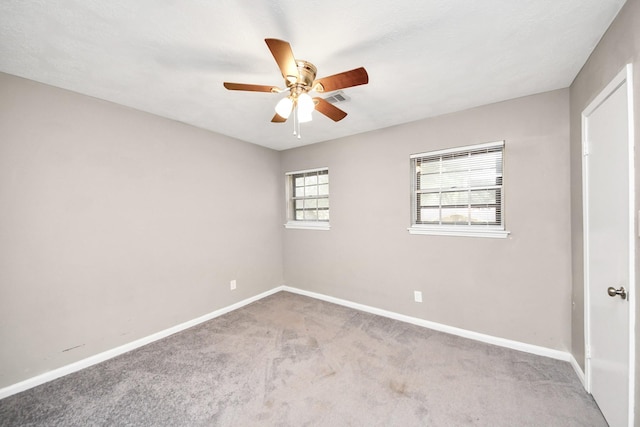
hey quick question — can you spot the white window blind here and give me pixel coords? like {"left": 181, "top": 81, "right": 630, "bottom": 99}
{"left": 410, "top": 141, "right": 507, "bottom": 237}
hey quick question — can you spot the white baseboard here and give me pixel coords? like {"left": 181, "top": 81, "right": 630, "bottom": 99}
{"left": 1, "top": 284, "right": 583, "bottom": 400}
{"left": 283, "top": 286, "right": 573, "bottom": 363}
{"left": 569, "top": 354, "right": 586, "bottom": 389}
{"left": 0, "top": 286, "right": 284, "bottom": 400}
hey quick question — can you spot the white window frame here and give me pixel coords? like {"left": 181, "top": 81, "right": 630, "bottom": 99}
{"left": 408, "top": 141, "right": 509, "bottom": 238}
{"left": 284, "top": 167, "right": 330, "bottom": 231}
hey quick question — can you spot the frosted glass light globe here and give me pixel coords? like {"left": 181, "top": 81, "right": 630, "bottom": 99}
{"left": 275, "top": 96, "right": 293, "bottom": 118}
{"left": 297, "top": 93, "right": 314, "bottom": 115}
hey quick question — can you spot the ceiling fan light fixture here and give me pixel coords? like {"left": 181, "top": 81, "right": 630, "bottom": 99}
{"left": 223, "top": 38, "right": 369, "bottom": 135}
{"left": 297, "top": 92, "right": 314, "bottom": 116}
{"left": 275, "top": 96, "right": 293, "bottom": 119}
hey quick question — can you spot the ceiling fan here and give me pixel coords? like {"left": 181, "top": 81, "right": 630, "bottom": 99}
{"left": 223, "top": 38, "right": 368, "bottom": 137}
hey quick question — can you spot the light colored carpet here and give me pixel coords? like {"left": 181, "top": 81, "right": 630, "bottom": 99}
{"left": 0, "top": 291, "right": 606, "bottom": 426}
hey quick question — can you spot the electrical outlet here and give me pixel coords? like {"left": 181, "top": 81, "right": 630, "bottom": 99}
{"left": 230, "top": 279, "right": 236, "bottom": 290}
{"left": 414, "top": 291, "right": 422, "bottom": 303}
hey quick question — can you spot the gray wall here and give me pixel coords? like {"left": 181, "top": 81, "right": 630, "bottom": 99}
{"left": 568, "top": 0, "right": 640, "bottom": 414}
{"left": 0, "top": 73, "right": 283, "bottom": 388}
{"left": 281, "top": 89, "right": 572, "bottom": 351}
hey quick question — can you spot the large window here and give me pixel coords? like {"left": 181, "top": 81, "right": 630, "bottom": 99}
{"left": 285, "top": 168, "right": 330, "bottom": 230}
{"left": 409, "top": 141, "right": 508, "bottom": 238}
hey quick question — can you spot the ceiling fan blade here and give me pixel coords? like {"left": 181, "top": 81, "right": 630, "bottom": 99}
{"left": 313, "top": 97, "right": 348, "bottom": 122}
{"left": 313, "top": 67, "right": 369, "bottom": 93}
{"left": 223, "top": 82, "right": 280, "bottom": 92}
{"left": 271, "top": 113, "right": 287, "bottom": 123}
{"left": 265, "top": 38, "right": 299, "bottom": 84}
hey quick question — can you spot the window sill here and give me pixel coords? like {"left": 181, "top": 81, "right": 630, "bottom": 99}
{"left": 285, "top": 221, "right": 330, "bottom": 231}
{"left": 408, "top": 226, "right": 510, "bottom": 239}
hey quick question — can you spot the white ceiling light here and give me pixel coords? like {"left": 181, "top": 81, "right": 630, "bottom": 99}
{"left": 275, "top": 96, "right": 293, "bottom": 119}
{"left": 297, "top": 93, "right": 314, "bottom": 116}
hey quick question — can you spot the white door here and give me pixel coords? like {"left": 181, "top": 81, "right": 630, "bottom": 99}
{"left": 583, "top": 65, "right": 635, "bottom": 427}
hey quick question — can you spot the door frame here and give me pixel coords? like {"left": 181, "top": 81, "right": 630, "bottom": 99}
{"left": 582, "top": 63, "right": 635, "bottom": 425}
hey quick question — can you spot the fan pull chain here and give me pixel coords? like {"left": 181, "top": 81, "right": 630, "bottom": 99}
{"left": 292, "top": 104, "right": 297, "bottom": 136}
{"left": 292, "top": 104, "right": 302, "bottom": 139}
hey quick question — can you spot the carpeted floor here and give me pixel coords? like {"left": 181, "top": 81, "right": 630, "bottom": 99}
{"left": 0, "top": 291, "right": 606, "bottom": 426}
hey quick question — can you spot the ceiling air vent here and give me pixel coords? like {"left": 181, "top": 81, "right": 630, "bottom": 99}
{"left": 323, "top": 91, "right": 350, "bottom": 104}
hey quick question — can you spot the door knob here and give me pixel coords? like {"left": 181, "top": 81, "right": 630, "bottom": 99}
{"left": 607, "top": 286, "right": 627, "bottom": 300}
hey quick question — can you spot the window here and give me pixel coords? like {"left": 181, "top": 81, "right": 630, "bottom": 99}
{"left": 409, "top": 141, "right": 508, "bottom": 238}
{"left": 285, "top": 168, "right": 330, "bottom": 230}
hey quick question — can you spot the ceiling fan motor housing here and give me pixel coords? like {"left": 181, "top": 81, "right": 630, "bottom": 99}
{"left": 294, "top": 60, "right": 317, "bottom": 90}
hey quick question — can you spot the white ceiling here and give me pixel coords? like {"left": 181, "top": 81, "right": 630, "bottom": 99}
{"left": 0, "top": 0, "right": 627, "bottom": 151}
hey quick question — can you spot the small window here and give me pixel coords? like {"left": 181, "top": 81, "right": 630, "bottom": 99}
{"left": 409, "top": 141, "right": 508, "bottom": 238}
{"left": 285, "top": 168, "right": 330, "bottom": 230}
